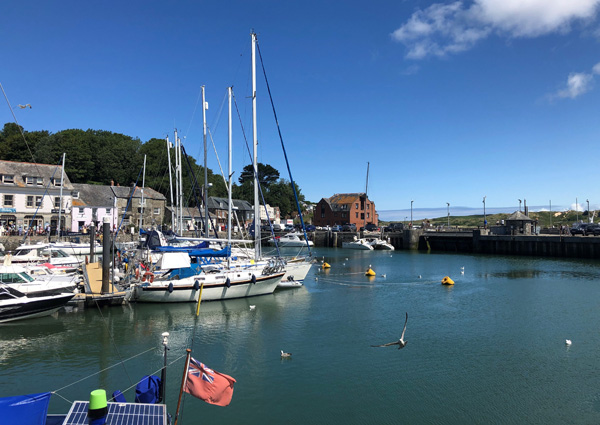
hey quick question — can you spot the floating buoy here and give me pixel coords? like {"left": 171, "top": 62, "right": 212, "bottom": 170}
{"left": 441, "top": 276, "right": 454, "bottom": 285}
{"left": 365, "top": 266, "right": 376, "bottom": 277}
{"left": 322, "top": 262, "right": 331, "bottom": 269}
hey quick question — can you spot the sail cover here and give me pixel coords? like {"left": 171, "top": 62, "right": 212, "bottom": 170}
{"left": 0, "top": 392, "right": 51, "bottom": 425}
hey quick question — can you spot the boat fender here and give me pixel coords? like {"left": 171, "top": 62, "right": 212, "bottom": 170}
{"left": 251, "top": 274, "right": 256, "bottom": 284}
{"left": 193, "top": 280, "right": 200, "bottom": 290}
{"left": 226, "top": 278, "right": 231, "bottom": 288}
{"left": 168, "top": 282, "right": 174, "bottom": 293}
{"left": 135, "top": 268, "right": 140, "bottom": 279}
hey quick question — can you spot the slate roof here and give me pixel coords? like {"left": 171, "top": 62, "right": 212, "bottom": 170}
{"left": 72, "top": 183, "right": 116, "bottom": 207}
{"left": 207, "top": 197, "right": 253, "bottom": 211}
{"left": 111, "top": 185, "right": 166, "bottom": 200}
{"left": 0, "top": 160, "right": 74, "bottom": 189}
{"left": 327, "top": 193, "right": 366, "bottom": 211}
{"left": 506, "top": 211, "right": 533, "bottom": 221}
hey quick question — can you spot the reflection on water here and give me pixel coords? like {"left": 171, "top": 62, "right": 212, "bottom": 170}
{"left": 2, "top": 249, "right": 600, "bottom": 424}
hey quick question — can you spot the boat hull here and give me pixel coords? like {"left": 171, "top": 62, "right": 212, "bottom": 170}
{"left": 132, "top": 272, "right": 285, "bottom": 303}
{"left": 0, "top": 293, "right": 75, "bottom": 323}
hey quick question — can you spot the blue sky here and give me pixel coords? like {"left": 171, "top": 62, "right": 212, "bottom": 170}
{"left": 3, "top": 1, "right": 600, "bottom": 220}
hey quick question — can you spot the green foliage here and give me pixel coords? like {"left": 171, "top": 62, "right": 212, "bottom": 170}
{"left": 1, "top": 122, "right": 302, "bottom": 214}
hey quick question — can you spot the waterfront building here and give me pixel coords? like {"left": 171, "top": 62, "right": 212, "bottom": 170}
{"left": 70, "top": 183, "right": 118, "bottom": 232}
{"left": 0, "top": 160, "right": 74, "bottom": 234}
{"left": 313, "top": 192, "right": 378, "bottom": 229}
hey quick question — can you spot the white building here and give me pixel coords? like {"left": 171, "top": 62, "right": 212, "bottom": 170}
{"left": 0, "top": 160, "right": 74, "bottom": 234}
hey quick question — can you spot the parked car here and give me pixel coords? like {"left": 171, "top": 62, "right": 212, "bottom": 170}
{"left": 570, "top": 223, "right": 590, "bottom": 236}
{"left": 284, "top": 224, "right": 295, "bottom": 232}
{"left": 585, "top": 223, "right": 600, "bottom": 236}
{"left": 342, "top": 223, "right": 357, "bottom": 232}
{"left": 365, "top": 223, "right": 380, "bottom": 232}
{"left": 305, "top": 225, "right": 316, "bottom": 231}
{"left": 272, "top": 223, "right": 283, "bottom": 232}
{"left": 331, "top": 225, "right": 342, "bottom": 232}
{"left": 384, "top": 223, "right": 404, "bottom": 232}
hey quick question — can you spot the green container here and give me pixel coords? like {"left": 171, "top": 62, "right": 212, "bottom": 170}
{"left": 89, "top": 389, "right": 107, "bottom": 410}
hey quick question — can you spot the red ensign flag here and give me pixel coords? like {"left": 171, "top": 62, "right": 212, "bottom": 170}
{"left": 184, "top": 358, "right": 236, "bottom": 406}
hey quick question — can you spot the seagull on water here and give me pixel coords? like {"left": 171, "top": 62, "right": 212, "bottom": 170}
{"left": 371, "top": 312, "right": 408, "bottom": 350}
{"left": 565, "top": 339, "right": 572, "bottom": 346}
{"left": 281, "top": 350, "right": 292, "bottom": 358}
{"left": 249, "top": 305, "right": 256, "bottom": 310}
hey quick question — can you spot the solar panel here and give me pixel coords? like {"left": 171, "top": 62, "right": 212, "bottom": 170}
{"left": 62, "top": 400, "right": 168, "bottom": 425}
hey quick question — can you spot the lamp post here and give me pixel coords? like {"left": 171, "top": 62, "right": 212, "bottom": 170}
{"left": 576, "top": 197, "right": 579, "bottom": 222}
{"left": 518, "top": 199, "right": 521, "bottom": 212}
{"left": 447, "top": 202, "right": 450, "bottom": 228}
{"left": 410, "top": 200, "right": 413, "bottom": 229}
{"left": 587, "top": 199, "right": 590, "bottom": 223}
{"left": 483, "top": 196, "right": 487, "bottom": 229}
{"left": 549, "top": 200, "right": 552, "bottom": 228}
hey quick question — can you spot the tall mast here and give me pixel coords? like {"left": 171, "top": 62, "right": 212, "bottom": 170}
{"left": 166, "top": 136, "right": 175, "bottom": 230}
{"left": 364, "top": 161, "right": 369, "bottom": 228}
{"left": 174, "top": 129, "right": 180, "bottom": 233}
{"left": 227, "top": 86, "right": 233, "bottom": 267}
{"left": 252, "top": 32, "right": 261, "bottom": 260}
{"left": 176, "top": 129, "right": 184, "bottom": 233}
{"left": 57, "top": 152, "right": 66, "bottom": 240}
{"left": 139, "top": 154, "right": 146, "bottom": 231}
{"left": 202, "top": 86, "right": 209, "bottom": 237}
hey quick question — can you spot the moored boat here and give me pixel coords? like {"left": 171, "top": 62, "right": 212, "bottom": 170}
{"left": 0, "top": 284, "right": 75, "bottom": 323}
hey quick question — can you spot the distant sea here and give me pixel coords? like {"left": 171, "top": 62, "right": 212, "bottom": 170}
{"left": 379, "top": 205, "right": 569, "bottom": 222}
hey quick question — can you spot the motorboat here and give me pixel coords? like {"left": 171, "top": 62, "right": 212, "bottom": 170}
{"left": 1, "top": 243, "right": 81, "bottom": 270}
{"left": 268, "top": 232, "right": 313, "bottom": 248}
{"left": 50, "top": 240, "right": 103, "bottom": 256}
{"left": 0, "top": 284, "right": 75, "bottom": 323}
{"left": 0, "top": 264, "right": 79, "bottom": 296}
{"left": 367, "top": 238, "right": 395, "bottom": 251}
{"left": 342, "top": 237, "right": 374, "bottom": 250}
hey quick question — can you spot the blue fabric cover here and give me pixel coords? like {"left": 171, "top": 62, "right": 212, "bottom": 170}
{"left": 111, "top": 390, "right": 127, "bottom": 402}
{"left": 134, "top": 375, "right": 162, "bottom": 404}
{"left": 0, "top": 392, "right": 51, "bottom": 425}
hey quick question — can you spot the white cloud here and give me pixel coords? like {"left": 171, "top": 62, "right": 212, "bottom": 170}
{"left": 593, "top": 62, "right": 600, "bottom": 74}
{"left": 556, "top": 72, "right": 594, "bottom": 98}
{"left": 392, "top": 0, "right": 600, "bottom": 59}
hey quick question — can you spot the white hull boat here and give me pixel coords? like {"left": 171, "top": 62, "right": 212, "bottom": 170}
{"left": 268, "top": 233, "right": 314, "bottom": 248}
{"left": 0, "top": 285, "right": 75, "bottom": 323}
{"left": 368, "top": 238, "right": 395, "bottom": 251}
{"left": 0, "top": 264, "right": 79, "bottom": 296}
{"left": 342, "top": 237, "right": 374, "bottom": 250}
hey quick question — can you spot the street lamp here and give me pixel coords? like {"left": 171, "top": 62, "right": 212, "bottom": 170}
{"left": 587, "top": 199, "right": 590, "bottom": 223}
{"left": 483, "top": 196, "right": 487, "bottom": 229}
{"left": 447, "top": 202, "right": 450, "bottom": 228}
{"left": 518, "top": 199, "right": 521, "bottom": 212}
{"left": 410, "top": 200, "right": 413, "bottom": 229}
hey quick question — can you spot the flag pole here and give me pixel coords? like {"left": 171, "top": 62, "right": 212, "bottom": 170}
{"left": 173, "top": 348, "right": 192, "bottom": 425}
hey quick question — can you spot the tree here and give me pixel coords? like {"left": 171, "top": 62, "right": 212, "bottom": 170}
{"left": 238, "top": 163, "right": 280, "bottom": 187}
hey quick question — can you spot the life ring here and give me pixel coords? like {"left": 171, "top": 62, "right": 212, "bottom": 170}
{"left": 142, "top": 272, "right": 154, "bottom": 283}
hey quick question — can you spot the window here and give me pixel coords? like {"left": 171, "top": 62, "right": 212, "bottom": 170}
{"left": 3, "top": 175, "right": 14, "bottom": 184}
{"left": 35, "top": 196, "right": 43, "bottom": 207}
{"left": 367, "top": 213, "right": 370, "bottom": 219}
{"left": 355, "top": 212, "right": 358, "bottom": 218}
{"left": 54, "top": 197, "right": 61, "bottom": 208}
{"left": 106, "top": 208, "right": 111, "bottom": 214}
{"left": 355, "top": 203, "right": 358, "bottom": 209}
{"left": 78, "top": 207, "right": 84, "bottom": 214}
{"left": 26, "top": 196, "right": 34, "bottom": 207}
{"left": 51, "top": 178, "right": 62, "bottom": 187}
{"left": 341, "top": 212, "right": 347, "bottom": 218}
{"left": 154, "top": 208, "right": 160, "bottom": 214}
{"left": 25, "top": 176, "right": 34, "bottom": 185}
{"left": 26, "top": 176, "right": 43, "bottom": 186}
{"left": 71, "top": 191, "right": 79, "bottom": 199}
{"left": 3, "top": 195, "right": 13, "bottom": 207}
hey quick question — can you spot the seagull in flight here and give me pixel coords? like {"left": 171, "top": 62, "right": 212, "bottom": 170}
{"left": 18, "top": 104, "right": 32, "bottom": 109}
{"left": 371, "top": 312, "right": 408, "bottom": 350}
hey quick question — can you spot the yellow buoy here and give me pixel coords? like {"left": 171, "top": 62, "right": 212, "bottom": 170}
{"left": 366, "top": 267, "right": 376, "bottom": 277}
{"left": 322, "top": 262, "right": 331, "bottom": 269}
{"left": 441, "top": 276, "right": 454, "bottom": 285}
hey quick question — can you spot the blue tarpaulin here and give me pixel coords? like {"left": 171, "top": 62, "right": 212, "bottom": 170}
{"left": 0, "top": 392, "right": 51, "bottom": 425}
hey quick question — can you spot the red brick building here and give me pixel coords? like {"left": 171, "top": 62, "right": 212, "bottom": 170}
{"left": 313, "top": 193, "right": 378, "bottom": 228}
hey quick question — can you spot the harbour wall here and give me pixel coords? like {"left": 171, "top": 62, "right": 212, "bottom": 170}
{"left": 4, "top": 229, "right": 600, "bottom": 260}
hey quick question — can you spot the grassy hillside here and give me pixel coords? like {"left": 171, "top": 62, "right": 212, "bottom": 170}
{"left": 384, "top": 210, "right": 595, "bottom": 229}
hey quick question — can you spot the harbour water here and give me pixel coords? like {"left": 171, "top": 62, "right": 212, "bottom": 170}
{"left": 2, "top": 248, "right": 600, "bottom": 424}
